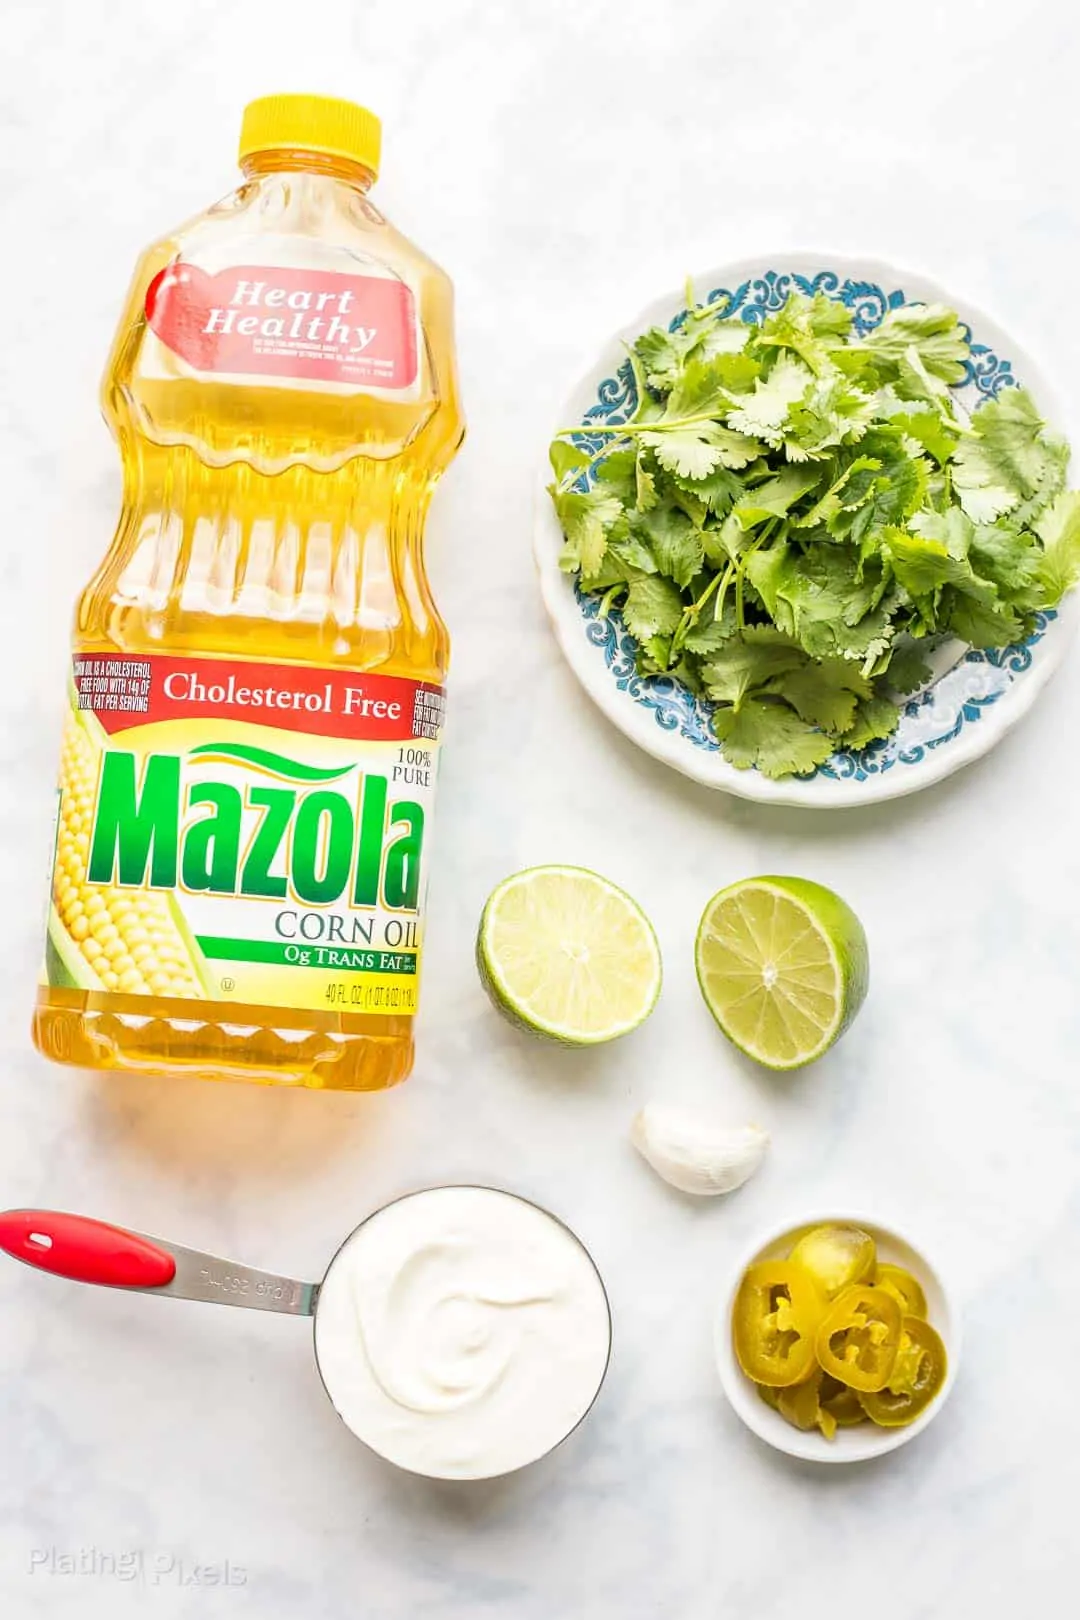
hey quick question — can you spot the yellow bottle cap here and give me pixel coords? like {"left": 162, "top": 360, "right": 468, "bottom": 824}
{"left": 239, "top": 94, "right": 381, "bottom": 177}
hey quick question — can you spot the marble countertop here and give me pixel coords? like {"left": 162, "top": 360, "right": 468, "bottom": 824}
{"left": 3, "top": 0, "right": 1080, "bottom": 1614}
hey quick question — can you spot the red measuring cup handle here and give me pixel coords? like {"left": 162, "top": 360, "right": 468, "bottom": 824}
{"left": 0, "top": 1210, "right": 176, "bottom": 1289}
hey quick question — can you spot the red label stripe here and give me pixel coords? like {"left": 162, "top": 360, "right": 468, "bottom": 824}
{"left": 72, "top": 654, "right": 444, "bottom": 744}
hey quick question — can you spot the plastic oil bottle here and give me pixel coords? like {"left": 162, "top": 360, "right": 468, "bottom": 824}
{"left": 33, "top": 94, "right": 464, "bottom": 1089}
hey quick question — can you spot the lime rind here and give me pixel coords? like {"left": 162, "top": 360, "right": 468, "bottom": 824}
{"left": 695, "top": 876, "right": 868, "bottom": 1070}
{"left": 477, "top": 864, "right": 662, "bottom": 1046}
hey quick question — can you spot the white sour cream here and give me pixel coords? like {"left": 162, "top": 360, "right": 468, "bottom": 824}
{"left": 313, "top": 1187, "right": 611, "bottom": 1479}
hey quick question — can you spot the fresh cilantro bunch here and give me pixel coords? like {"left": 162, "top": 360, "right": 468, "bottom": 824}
{"left": 548, "top": 288, "right": 1080, "bottom": 778}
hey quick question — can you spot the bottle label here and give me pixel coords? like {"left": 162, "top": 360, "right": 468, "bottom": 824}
{"left": 41, "top": 655, "right": 444, "bottom": 1017}
{"left": 145, "top": 262, "right": 419, "bottom": 390}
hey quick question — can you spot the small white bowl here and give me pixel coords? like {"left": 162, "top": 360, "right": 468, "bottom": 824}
{"left": 715, "top": 1212, "right": 961, "bottom": 1463}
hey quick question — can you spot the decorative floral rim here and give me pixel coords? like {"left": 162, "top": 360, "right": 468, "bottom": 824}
{"left": 536, "top": 254, "right": 1075, "bottom": 806}
{"left": 579, "top": 588, "right": 1054, "bottom": 784}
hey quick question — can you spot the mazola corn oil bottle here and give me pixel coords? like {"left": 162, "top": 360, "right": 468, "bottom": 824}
{"left": 34, "top": 94, "right": 464, "bottom": 1090}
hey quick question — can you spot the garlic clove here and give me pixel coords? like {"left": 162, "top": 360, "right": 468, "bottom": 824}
{"left": 630, "top": 1103, "right": 769, "bottom": 1197}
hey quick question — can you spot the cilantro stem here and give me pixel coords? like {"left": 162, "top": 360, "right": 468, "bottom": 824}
{"left": 671, "top": 566, "right": 725, "bottom": 658}
{"left": 692, "top": 568, "right": 724, "bottom": 617}
{"left": 555, "top": 434, "right": 631, "bottom": 492}
{"left": 554, "top": 424, "right": 627, "bottom": 450}
{"left": 555, "top": 410, "right": 725, "bottom": 439}
{"left": 555, "top": 422, "right": 628, "bottom": 439}
{"left": 622, "top": 342, "right": 650, "bottom": 420}
{"left": 734, "top": 528, "right": 774, "bottom": 631}
{"left": 714, "top": 562, "right": 736, "bottom": 621}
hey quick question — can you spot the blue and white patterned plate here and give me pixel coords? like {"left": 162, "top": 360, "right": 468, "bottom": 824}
{"left": 534, "top": 254, "right": 1077, "bottom": 806}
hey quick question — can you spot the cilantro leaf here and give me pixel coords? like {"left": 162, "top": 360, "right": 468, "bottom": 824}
{"left": 892, "top": 344, "right": 959, "bottom": 414}
{"left": 637, "top": 425, "right": 723, "bottom": 481}
{"left": 666, "top": 462, "right": 743, "bottom": 516}
{"left": 883, "top": 525, "right": 1001, "bottom": 620}
{"left": 908, "top": 506, "right": 974, "bottom": 559}
{"left": 804, "top": 292, "right": 854, "bottom": 340}
{"left": 819, "top": 603, "right": 896, "bottom": 664}
{"left": 784, "top": 378, "right": 877, "bottom": 459}
{"left": 885, "top": 641, "right": 934, "bottom": 694}
{"left": 636, "top": 504, "right": 704, "bottom": 589}
{"left": 794, "top": 455, "right": 883, "bottom": 528}
{"left": 756, "top": 292, "right": 852, "bottom": 376}
{"left": 701, "top": 637, "right": 805, "bottom": 707}
{"left": 1035, "top": 490, "right": 1080, "bottom": 603}
{"left": 637, "top": 633, "right": 674, "bottom": 674}
{"left": 766, "top": 658, "right": 871, "bottom": 733}
{"left": 667, "top": 655, "right": 707, "bottom": 695}
{"left": 713, "top": 699, "right": 836, "bottom": 778}
{"left": 682, "top": 605, "right": 738, "bottom": 655}
{"left": 892, "top": 410, "right": 959, "bottom": 467}
{"left": 550, "top": 440, "right": 592, "bottom": 484}
{"left": 666, "top": 356, "right": 761, "bottom": 417}
{"left": 825, "top": 432, "right": 929, "bottom": 542}
{"left": 639, "top": 422, "right": 762, "bottom": 480}
{"left": 966, "top": 521, "right": 1040, "bottom": 597}
{"left": 552, "top": 484, "right": 624, "bottom": 574}
{"left": 842, "top": 695, "right": 902, "bottom": 749}
{"left": 692, "top": 346, "right": 759, "bottom": 389}
{"left": 861, "top": 303, "right": 970, "bottom": 384}
{"left": 1010, "top": 431, "right": 1069, "bottom": 529}
{"left": 597, "top": 448, "right": 661, "bottom": 513}
{"left": 942, "top": 591, "right": 1023, "bottom": 648}
{"left": 593, "top": 448, "right": 636, "bottom": 498}
{"left": 691, "top": 317, "right": 754, "bottom": 364}
{"left": 833, "top": 454, "right": 887, "bottom": 512}
{"left": 636, "top": 459, "right": 658, "bottom": 511}
{"left": 633, "top": 323, "right": 697, "bottom": 392}
{"left": 726, "top": 354, "right": 814, "bottom": 445}
{"left": 622, "top": 574, "right": 685, "bottom": 640}
{"left": 881, "top": 526, "right": 961, "bottom": 595}
{"left": 731, "top": 466, "right": 821, "bottom": 529}
{"left": 746, "top": 543, "right": 884, "bottom": 639}
{"left": 953, "top": 388, "right": 1052, "bottom": 520}
{"left": 611, "top": 525, "right": 664, "bottom": 573}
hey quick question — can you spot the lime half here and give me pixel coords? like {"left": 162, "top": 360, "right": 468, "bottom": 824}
{"left": 477, "top": 866, "right": 662, "bottom": 1045}
{"left": 695, "top": 876, "right": 868, "bottom": 1070}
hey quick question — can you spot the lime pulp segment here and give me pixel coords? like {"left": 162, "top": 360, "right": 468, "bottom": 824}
{"left": 478, "top": 866, "right": 662, "bottom": 1044}
{"left": 695, "top": 877, "right": 867, "bottom": 1069}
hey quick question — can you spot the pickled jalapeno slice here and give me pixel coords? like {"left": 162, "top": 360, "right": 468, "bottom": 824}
{"left": 819, "top": 1374, "right": 867, "bottom": 1428}
{"left": 815, "top": 1284, "right": 903, "bottom": 1393}
{"left": 776, "top": 1368, "right": 838, "bottom": 1440}
{"left": 788, "top": 1224, "right": 876, "bottom": 1298}
{"left": 873, "top": 1263, "right": 928, "bottom": 1319}
{"left": 858, "top": 1317, "right": 948, "bottom": 1427}
{"left": 733, "top": 1260, "right": 825, "bottom": 1388}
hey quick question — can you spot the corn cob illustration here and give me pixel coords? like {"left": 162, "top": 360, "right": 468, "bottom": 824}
{"left": 48, "top": 711, "right": 209, "bottom": 998}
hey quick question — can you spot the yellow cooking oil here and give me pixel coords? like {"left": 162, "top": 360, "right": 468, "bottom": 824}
{"left": 33, "top": 94, "right": 464, "bottom": 1089}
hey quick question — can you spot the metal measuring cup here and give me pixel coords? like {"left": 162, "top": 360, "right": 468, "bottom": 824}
{"left": 0, "top": 1186, "right": 613, "bottom": 1481}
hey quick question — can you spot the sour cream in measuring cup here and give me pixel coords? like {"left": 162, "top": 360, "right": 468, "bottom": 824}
{"left": 313, "top": 1186, "right": 612, "bottom": 1479}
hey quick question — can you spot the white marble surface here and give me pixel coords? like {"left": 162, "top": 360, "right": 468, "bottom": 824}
{"left": 2, "top": 0, "right": 1080, "bottom": 1614}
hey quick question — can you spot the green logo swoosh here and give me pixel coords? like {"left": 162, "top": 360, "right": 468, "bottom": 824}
{"left": 188, "top": 743, "right": 356, "bottom": 782}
